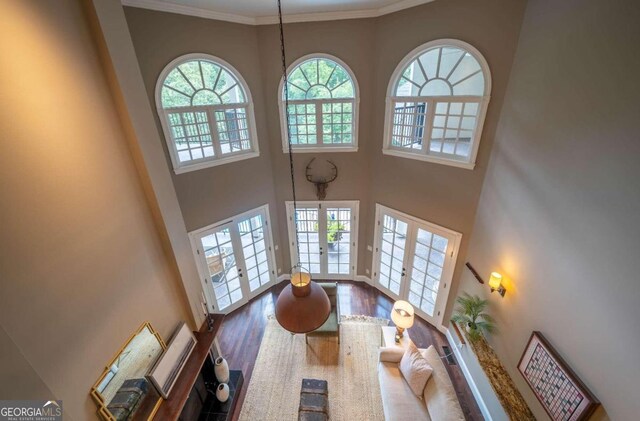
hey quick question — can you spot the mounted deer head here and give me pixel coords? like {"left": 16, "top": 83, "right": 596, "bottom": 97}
{"left": 305, "top": 158, "right": 338, "bottom": 200}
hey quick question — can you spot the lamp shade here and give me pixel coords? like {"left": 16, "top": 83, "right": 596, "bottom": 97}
{"left": 489, "top": 272, "right": 503, "bottom": 290}
{"left": 275, "top": 266, "right": 331, "bottom": 333}
{"left": 391, "top": 300, "right": 415, "bottom": 329}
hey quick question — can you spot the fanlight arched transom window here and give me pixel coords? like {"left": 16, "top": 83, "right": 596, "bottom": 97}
{"left": 384, "top": 40, "right": 491, "bottom": 168}
{"left": 156, "top": 54, "right": 258, "bottom": 172}
{"left": 280, "top": 54, "right": 359, "bottom": 152}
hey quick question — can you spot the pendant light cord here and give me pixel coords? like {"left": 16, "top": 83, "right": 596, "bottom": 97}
{"left": 278, "top": 0, "right": 301, "bottom": 265}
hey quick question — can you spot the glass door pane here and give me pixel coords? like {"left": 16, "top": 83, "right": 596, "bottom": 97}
{"left": 199, "top": 225, "right": 243, "bottom": 311}
{"left": 295, "top": 207, "right": 321, "bottom": 275}
{"left": 377, "top": 214, "right": 409, "bottom": 296}
{"left": 326, "top": 207, "right": 352, "bottom": 275}
{"left": 373, "top": 203, "right": 461, "bottom": 328}
{"left": 238, "top": 213, "right": 272, "bottom": 293}
{"left": 407, "top": 228, "right": 449, "bottom": 317}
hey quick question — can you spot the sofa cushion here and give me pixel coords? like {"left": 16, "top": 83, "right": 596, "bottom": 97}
{"left": 399, "top": 342, "right": 433, "bottom": 397}
{"left": 378, "top": 346, "right": 404, "bottom": 364}
{"left": 421, "top": 346, "right": 465, "bottom": 421}
{"left": 378, "top": 361, "right": 431, "bottom": 421}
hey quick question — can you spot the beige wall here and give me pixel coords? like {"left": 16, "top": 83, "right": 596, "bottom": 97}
{"left": 123, "top": 9, "right": 281, "bottom": 226}
{"left": 256, "top": 18, "right": 378, "bottom": 277}
{"left": 259, "top": 0, "right": 526, "bottom": 302}
{"left": 0, "top": 1, "right": 190, "bottom": 419}
{"left": 124, "top": 6, "right": 285, "bottom": 273}
{"left": 369, "top": 0, "right": 526, "bottom": 319}
{"left": 124, "top": 1, "right": 526, "bottom": 304}
{"left": 0, "top": 326, "right": 54, "bottom": 401}
{"left": 459, "top": 0, "right": 640, "bottom": 419}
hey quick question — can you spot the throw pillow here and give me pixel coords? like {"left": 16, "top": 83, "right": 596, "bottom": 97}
{"left": 399, "top": 341, "right": 433, "bottom": 397}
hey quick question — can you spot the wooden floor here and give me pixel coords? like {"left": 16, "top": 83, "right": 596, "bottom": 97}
{"left": 217, "top": 281, "right": 483, "bottom": 420}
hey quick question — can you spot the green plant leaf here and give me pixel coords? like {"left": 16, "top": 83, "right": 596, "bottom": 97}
{"left": 451, "top": 292, "right": 496, "bottom": 340}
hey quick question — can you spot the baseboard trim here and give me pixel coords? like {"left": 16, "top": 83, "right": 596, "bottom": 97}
{"left": 277, "top": 274, "right": 290, "bottom": 283}
{"left": 279, "top": 274, "right": 372, "bottom": 283}
{"left": 355, "top": 275, "right": 371, "bottom": 284}
{"left": 445, "top": 328, "right": 493, "bottom": 420}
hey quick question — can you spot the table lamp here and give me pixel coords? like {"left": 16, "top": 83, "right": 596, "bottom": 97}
{"left": 391, "top": 300, "right": 414, "bottom": 343}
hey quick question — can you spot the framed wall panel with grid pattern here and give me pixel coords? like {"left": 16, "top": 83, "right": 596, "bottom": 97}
{"left": 518, "top": 332, "right": 599, "bottom": 421}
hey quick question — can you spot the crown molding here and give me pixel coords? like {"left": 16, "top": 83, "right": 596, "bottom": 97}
{"left": 121, "top": 0, "right": 256, "bottom": 25}
{"left": 121, "top": 0, "right": 435, "bottom": 25}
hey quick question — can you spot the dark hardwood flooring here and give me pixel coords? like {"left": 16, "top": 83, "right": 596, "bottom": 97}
{"left": 217, "top": 281, "right": 483, "bottom": 420}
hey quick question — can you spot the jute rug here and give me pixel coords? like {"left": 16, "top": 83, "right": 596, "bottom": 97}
{"left": 239, "top": 316, "right": 388, "bottom": 421}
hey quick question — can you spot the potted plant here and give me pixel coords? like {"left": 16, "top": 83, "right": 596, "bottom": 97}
{"left": 327, "top": 220, "right": 345, "bottom": 244}
{"left": 315, "top": 220, "right": 346, "bottom": 249}
{"left": 450, "top": 293, "right": 496, "bottom": 342}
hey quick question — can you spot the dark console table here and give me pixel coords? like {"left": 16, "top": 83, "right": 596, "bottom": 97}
{"left": 154, "top": 316, "right": 244, "bottom": 421}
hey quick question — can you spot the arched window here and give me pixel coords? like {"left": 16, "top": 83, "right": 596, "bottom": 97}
{"left": 279, "top": 54, "right": 359, "bottom": 152}
{"left": 156, "top": 54, "right": 259, "bottom": 173}
{"left": 383, "top": 40, "right": 491, "bottom": 169}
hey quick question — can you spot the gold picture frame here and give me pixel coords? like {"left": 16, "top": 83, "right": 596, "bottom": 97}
{"left": 90, "top": 322, "right": 167, "bottom": 421}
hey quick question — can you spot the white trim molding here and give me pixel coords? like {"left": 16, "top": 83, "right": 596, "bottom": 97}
{"left": 285, "top": 200, "right": 360, "bottom": 280}
{"left": 278, "top": 53, "right": 360, "bottom": 154}
{"left": 355, "top": 275, "right": 371, "bottom": 284}
{"left": 155, "top": 53, "right": 260, "bottom": 174}
{"left": 188, "top": 204, "right": 278, "bottom": 314}
{"left": 277, "top": 274, "right": 291, "bottom": 283}
{"left": 122, "top": 0, "right": 436, "bottom": 25}
{"left": 371, "top": 203, "right": 462, "bottom": 331}
{"left": 445, "top": 328, "right": 493, "bottom": 420}
{"left": 382, "top": 39, "right": 492, "bottom": 170}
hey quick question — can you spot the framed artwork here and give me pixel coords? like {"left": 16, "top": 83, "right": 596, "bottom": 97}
{"left": 518, "top": 332, "right": 599, "bottom": 421}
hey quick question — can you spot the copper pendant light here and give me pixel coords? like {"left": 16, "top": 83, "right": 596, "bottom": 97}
{"left": 274, "top": 0, "right": 331, "bottom": 334}
{"left": 275, "top": 265, "right": 331, "bottom": 333}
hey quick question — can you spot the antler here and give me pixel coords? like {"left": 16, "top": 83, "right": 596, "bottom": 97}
{"left": 326, "top": 160, "right": 338, "bottom": 183}
{"left": 305, "top": 158, "right": 316, "bottom": 182}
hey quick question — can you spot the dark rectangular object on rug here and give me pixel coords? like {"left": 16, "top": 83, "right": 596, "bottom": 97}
{"left": 300, "top": 393, "right": 328, "bottom": 411}
{"left": 301, "top": 379, "right": 328, "bottom": 395}
{"left": 299, "top": 378, "right": 328, "bottom": 421}
{"left": 299, "top": 412, "right": 329, "bottom": 421}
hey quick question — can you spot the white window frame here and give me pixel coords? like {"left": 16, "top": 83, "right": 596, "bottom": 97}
{"left": 188, "top": 204, "right": 277, "bottom": 314}
{"left": 155, "top": 53, "right": 260, "bottom": 174}
{"left": 371, "top": 204, "right": 462, "bottom": 330}
{"left": 383, "top": 39, "right": 492, "bottom": 170}
{"left": 285, "top": 200, "right": 359, "bottom": 280}
{"left": 278, "top": 53, "right": 360, "bottom": 153}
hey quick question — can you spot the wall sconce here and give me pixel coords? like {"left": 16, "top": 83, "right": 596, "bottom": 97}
{"left": 489, "top": 272, "right": 506, "bottom": 297}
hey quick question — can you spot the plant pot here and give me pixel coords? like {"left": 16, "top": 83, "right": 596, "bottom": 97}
{"left": 216, "top": 383, "right": 230, "bottom": 403}
{"left": 214, "top": 356, "right": 229, "bottom": 383}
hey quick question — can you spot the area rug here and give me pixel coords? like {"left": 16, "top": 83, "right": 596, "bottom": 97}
{"left": 239, "top": 316, "right": 389, "bottom": 421}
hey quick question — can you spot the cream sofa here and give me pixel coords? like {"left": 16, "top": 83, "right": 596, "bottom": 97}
{"left": 378, "top": 345, "right": 465, "bottom": 421}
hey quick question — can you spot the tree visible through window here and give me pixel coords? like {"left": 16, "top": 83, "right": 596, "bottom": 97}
{"left": 384, "top": 40, "right": 491, "bottom": 168}
{"left": 280, "top": 55, "right": 359, "bottom": 151}
{"left": 156, "top": 54, "right": 258, "bottom": 172}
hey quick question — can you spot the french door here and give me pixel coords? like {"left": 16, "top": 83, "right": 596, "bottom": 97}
{"left": 190, "top": 205, "right": 277, "bottom": 313}
{"left": 286, "top": 201, "right": 359, "bottom": 279}
{"left": 372, "top": 204, "right": 461, "bottom": 327}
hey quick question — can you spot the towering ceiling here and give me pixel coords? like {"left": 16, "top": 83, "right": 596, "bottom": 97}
{"left": 121, "top": 0, "right": 436, "bottom": 24}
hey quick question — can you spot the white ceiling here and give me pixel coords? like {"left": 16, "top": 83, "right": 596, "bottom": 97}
{"left": 122, "top": 0, "right": 435, "bottom": 25}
